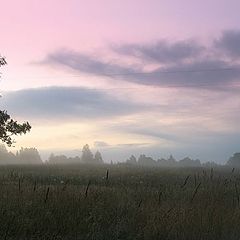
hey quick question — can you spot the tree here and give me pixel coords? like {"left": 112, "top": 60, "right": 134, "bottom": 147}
{"left": 138, "top": 154, "right": 156, "bottom": 166}
{"left": 68, "top": 156, "right": 81, "bottom": 164}
{"left": 0, "top": 144, "right": 16, "bottom": 164}
{"left": 157, "top": 158, "right": 169, "bottom": 167}
{"left": 126, "top": 155, "right": 137, "bottom": 165}
{"left": 0, "top": 57, "right": 31, "bottom": 146}
{"left": 16, "top": 147, "right": 42, "bottom": 164}
{"left": 227, "top": 153, "right": 240, "bottom": 166}
{"left": 166, "top": 155, "right": 177, "bottom": 167}
{"left": 0, "top": 56, "right": 7, "bottom": 66}
{"left": 178, "top": 157, "right": 201, "bottom": 167}
{"left": 81, "top": 144, "right": 94, "bottom": 164}
{"left": 94, "top": 150, "right": 104, "bottom": 164}
{"left": 48, "top": 153, "right": 68, "bottom": 164}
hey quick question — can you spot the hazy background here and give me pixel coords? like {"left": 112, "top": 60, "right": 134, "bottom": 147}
{"left": 0, "top": 0, "right": 240, "bottom": 163}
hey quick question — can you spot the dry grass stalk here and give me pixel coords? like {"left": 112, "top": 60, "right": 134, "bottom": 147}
{"left": 106, "top": 169, "right": 109, "bottom": 181}
{"left": 18, "top": 178, "right": 21, "bottom": 193}
{"left": 85, "top": 180, "right": 91, "bottom": 198}
{"left": 181, "top": 175, "right": 190, "bottom": 188}
{"left": 235, "top": 183, "right": 239, "bottom": 207}
{"left": 44, "top": 187, "right": 50, "bottom": 203}
{"left": 210, "top": 168, "right": 214, "bottom": 181}
{"left": 158, "top": 191, "right": 162, "bottom": 205}
{"left": 190, "top": 182, "right": 201, "bottom": 203}
{"left": 33, "top": 180, "right": 37, "bottom": 192}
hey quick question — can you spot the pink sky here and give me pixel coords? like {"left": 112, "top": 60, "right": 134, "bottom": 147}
{"left": 1, "top": 0, "right": 240, "bottom": 87}
{"left": 1, "top": 0, "right": 240, "bottom": 163}
{"left": 1, "top": 0, "right": 240, "bottom": 60}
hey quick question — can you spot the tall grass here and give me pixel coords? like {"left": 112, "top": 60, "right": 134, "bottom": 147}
{"left": 0, "top": 164, "right": 239, "bottom": 239}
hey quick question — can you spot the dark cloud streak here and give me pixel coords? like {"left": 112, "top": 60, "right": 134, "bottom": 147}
{"left": 124, "top": 60, "right": 240, "bottom": 90}
{"left": 0, "top": 86, "right": 148, "bottom": 120}
{"left": 215, "top": 30, "right": 240, "bottom": 58}
{"left": 112, "top": 39, "right": 203, "bottom": 63}
{"left": 45, "top": 50, "right": 135, "bottom": 76}
{"left": 41, "top": 30, "right": 240, "bottom": 90}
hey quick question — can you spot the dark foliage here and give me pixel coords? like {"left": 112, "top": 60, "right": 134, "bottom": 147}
{"left": 0, "top": 57, "right": 31, "bottom": 146}
{"left": 227, "top": 153, "right": 240, "bottom": 166}
{"left": 0, "top": 110, "right": 31, "bottom": 146}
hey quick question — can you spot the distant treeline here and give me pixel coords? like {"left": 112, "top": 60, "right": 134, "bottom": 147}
{"left": 0, "top": 143, "right": 240, "bottom": 167}
{"left": 48, "top": 144, "right": 103, "bottom": 165}
{"left": 0, "top": 145, "right": 42, "bottom": 165}
{"left": 126, "top": 154, "right": 216, "bottom": 167}
{"left": 128, "top": 153, "right": 240, "bottom": 167}
{"left": 0, "top": 144, "right": 103, "bottom": 165}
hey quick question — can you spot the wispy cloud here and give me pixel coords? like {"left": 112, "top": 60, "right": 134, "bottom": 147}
{"left": 43, "top": 49, "right": 136, "bottom": 76}
{"left": 94, "top": 141, "right": 110, "bottom": 148}
{"left": 215, "top": 30, "right": 240, "bottom": 58}
{"left": 94, "top": 141, "right": 150, "bottom": 148}
{"left": 41, "top": 30, "right": 240, "bottom": 91}
{"left": 112, "top": 39, "right": 203, "bottom": 64}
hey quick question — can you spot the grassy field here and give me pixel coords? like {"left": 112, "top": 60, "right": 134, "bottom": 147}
{"left": 0, "top": 164, "right": 239, "bottom": 239}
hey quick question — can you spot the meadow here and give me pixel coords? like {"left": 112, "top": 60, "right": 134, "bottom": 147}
{"left": 0, "top": 164, "right": 239, "bottom": 240}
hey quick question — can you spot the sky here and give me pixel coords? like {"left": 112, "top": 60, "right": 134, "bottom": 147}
{"left": 0, "top": 0, "right": 240, "bottom": 163}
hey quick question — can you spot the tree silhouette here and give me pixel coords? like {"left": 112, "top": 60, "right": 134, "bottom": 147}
{"left": 16, "top": 147, "right": 42, "bottom": 164}
{"left": 0, "top": 57, "right": 31, "bottom": 146}
{"left": 0, "top": 144, "right": 16, "bottom": 164}
{"left": 0, "top": 56, "right": 7, "bottom": 66}
{"left": 126, "top": 155, "right": 137, "bottom": 165}
{"left": 138, "top": 154, "right": 156, "bottom": 166}
{"left": 94, "top": 150, "right": 104, "bottom": 164}
{"left": 48, "top": 153, "right": 68, "bottom": 164}
{"left": 81, "top": 145, "right": 104, "bottom": 164}
{"left": 227, "top": 153, "right": 240, "bottom": 166}
{"left": 81, "top": 144, "right": 94, "bottom": 164}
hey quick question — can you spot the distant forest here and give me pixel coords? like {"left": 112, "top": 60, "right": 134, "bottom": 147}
{"left": 0, "top": 144, "right": 240, "bottom": 167}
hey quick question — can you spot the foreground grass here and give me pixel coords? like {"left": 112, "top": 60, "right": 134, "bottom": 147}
{"left": 0, "top": 164, "right": 239, "bottom": 239}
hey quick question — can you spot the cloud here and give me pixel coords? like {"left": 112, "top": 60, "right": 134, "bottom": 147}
{"left": 123, "top": 59, "right": 240, "bottom": 90}
{"left": 94, "top": 141, "right": 110, "bottom": 148}
{"left": 41, "top": 33, "right": 240, "bottom": 91}
{"left": 44, "top": 49, "right": 136, "bottom": 76}
{"left": 93, "top": 141, "right": 150, "bottom": 148}
{"left": 215, "top": 30, "right": 240, "bottom": 58}
{"left": 0, "top": 86, "right": 148, "bottom": 120}
{"left": 112, "top": 39, "right": 203, "bottom": 64}
{"left": 116, "top": 143, "right": 150, "bottom": 148}
{"left": 121, "top": 126, "right": 179, "bottom": 142}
